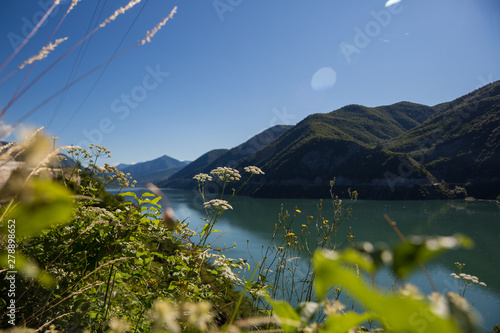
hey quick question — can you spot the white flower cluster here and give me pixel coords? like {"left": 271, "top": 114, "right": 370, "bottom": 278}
{"left": 210, "top": 167, "right": 241, "bottom": 182}
{"left": 193, "top": 173, "right": 212, "bottom": 183}
{"left": 450, "top": 273, "right": 487, "bottom": 286}
{"left": 150, "top": 300, "right": 213, "bottom": 333}
{"left": 203, "top": 199, "right": 233, "bottom": 211}
{"left": 323, "top": 300, "right": 346, "bottom": 316}
{"left": 211, "top": 254, "right": 245, "bottom": 283}
{"left": 244, "top": 166, "right": 265, "bottom": 175}
{"left": 399, "top": 283, "right": 424, "bottom": 300}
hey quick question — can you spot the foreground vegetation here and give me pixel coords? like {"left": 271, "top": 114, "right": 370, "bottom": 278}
{"left": 1, "top": 2, "right": 494, "bottom": 331}
{"left": 0, "top": 132, "right": 495, "bottom": 332}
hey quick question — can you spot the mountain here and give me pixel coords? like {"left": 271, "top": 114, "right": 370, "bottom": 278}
{"left": 240, "top": 81, "right": 499, "bottom": 200}
{"left": 117, "top": 155, "right": 189, "bottom": 185}
{"left": 146, "top": 81, "right": 500, "bottom": 200}
{"left": 386, "top": 81, "right": 500, "bottom": 199}
{"left": 235, "top": 102, "right": 439, "bottom": 199}
{"left": 156, "top": 149, "right": 228, "bottom": 188}
{"left": 115, "top": 162, "right": 132, "bottom": 170}
{"left": 159, "top": 125, "right": 291, "bottom": 188}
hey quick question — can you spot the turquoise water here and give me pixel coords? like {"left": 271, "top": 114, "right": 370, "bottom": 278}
{"left": 119, "top": 188, "right": 500, "bottom": 331}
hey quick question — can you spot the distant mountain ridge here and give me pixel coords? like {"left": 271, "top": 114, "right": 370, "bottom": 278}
{"left": 116, "top": 155, "right": 189, "bottom": 185}
{"left": 133, "top": 81, "right": 500, "bottom": 200}
{"left": 160, "top": 125, "right": 291, "bottom": 188}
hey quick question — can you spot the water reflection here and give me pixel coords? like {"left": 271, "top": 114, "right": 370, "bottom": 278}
{"left": 113, "top": 187, "right": 500, "bottom": 330}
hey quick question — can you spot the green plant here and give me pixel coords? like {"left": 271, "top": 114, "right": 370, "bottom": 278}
{"left": 268, "top": 234, "right": 479, "bottom": 333}
{"left": 1, "top": 137, "right": 268, "bottom": 331}
{"left": 249, "top": 180, "right": 358, "bottom": 313}
{"left": 193, "top": 166, "right": 265, "bottom": 246}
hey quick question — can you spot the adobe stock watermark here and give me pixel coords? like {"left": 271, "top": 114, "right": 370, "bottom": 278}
{"left": 384, "top": 74, "right": 494, "bottom": 192}
{"left": 213, "top": 0, "right": 243, "bottom": 21}
{"left": 191, "top": 106, "right": 296, "bottom": 209}
{"left": 77, "top": 64, "right": 169, "bottom": 148}
{"left": 6, "top": 0, "right": 70, "bottom": 50}
{"left": 339, "top": 3, "right": 403, "bottom": 64}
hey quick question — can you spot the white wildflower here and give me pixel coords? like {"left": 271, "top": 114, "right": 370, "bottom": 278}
{"left": 150, "top": 300, "right": 180, "bottom": 333}
{"left": 244, "top": 166, "right": 265, "bottom": 175}
{"left": 323, "top": 300, "right": 346, "bottom": 316}
{"left": 193, "top": 173, "right": 212, "bottom": 182}
{"left": 185, "top": 301, "right": 213, "bottom": 332}
{"left": 399, "top": 283, "right": 423, "bottom": 300}
{"left": 18, "top": 37, "right": 68, "bottom": 69}
{"left": 428, "top": 292, "right": 448, "bottom": 317}
{"left": 210, "top": 167, "right": 241, "bottom": 182}
{"left": 108, "top": 318, "right": 130, "bottom": 333}
{"left": 203, "top": 199, "right": 233, "bottom": 211}
{"left": 447, "top": 292, "right": 471, "bottom": 312}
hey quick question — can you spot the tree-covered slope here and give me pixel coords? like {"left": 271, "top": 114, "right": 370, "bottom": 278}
{"left": 159, "top": 149, "right": 229, "bottom": 188}
{"left": 386, "top": 81, "right": 500, "bottom": 198}
{"left": 160, "top": 125, "right": 291, "bottom": 189}
{"left": 157, "top": 81, "right": 499, "bottom": 200}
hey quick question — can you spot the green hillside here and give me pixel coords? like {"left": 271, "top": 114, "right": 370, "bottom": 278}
{"left": 160, "top": 125, "right": 290, "bottom": 189}
{"left": 160, "top": 81, "right": 500, "bottom": 200}
{"left": 387, "top": 81, "right": 500, "bottom": 198}
{"left": 243, "top": 82, "right": 499, "bottom": 199}
{"left": 159, "top": 149, "right": 228, "bottom": 188}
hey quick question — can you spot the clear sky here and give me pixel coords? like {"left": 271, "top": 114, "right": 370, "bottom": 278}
{"left": 1, "top": 0, "right": 499, "bottom": 165}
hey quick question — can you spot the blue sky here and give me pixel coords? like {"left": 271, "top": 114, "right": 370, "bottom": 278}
{"left": 1, "top": 0, "right": 499, "bottom": 165}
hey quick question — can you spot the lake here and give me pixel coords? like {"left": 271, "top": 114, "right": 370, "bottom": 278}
{"left": 119, "top": 187, "right": 500, "bottom": 331}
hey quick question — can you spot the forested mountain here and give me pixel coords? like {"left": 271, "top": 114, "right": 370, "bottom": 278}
{"left": 150, "top": 81, "right": 500, "bottom": 200}
{"left": 159, "top": 149, "right": 228, "bottom": 189}
{"left": 159, "top": 125, "right": 291, "bottom": 189}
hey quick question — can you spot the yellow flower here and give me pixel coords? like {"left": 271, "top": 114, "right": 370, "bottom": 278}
{"left": 301, "top": 224, "right": 306, "bottom": 228}
{"left": 296, "top": 209, "right": 301, "bottom": 214}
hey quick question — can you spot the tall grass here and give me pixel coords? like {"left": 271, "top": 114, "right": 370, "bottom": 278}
{"left": 0, "top": 1, "right": 177, "bottom": 124}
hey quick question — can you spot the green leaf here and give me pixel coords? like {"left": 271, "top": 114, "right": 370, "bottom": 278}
{"left": 136, "top": 251, "right": 148, "bottom": 258}
{"left": 339, "top": 247, "right": 376, "bottom": 274}
{"left": 313, "top": 250, "right": 462, "bottom": 332}
{"left": 267, "top": 298, "right": 301, "bottom": 333}
{"left": 119, "top": 191, "right": 138, "bottom": 201}
{"left": 5, "top": 179, "right": 73, "bottom": 238}
{"left": 392, "top": 234, "right": 474, "bottom": 278}
{"left": 321, "top": 312, "right": 376, "bottom": 333}
{"left": 145, "top": 196, "right": 162, "bottom": 207}
{"left": 201, "top": 223, "right": 210, "bottom": 236}
{"left": 0, "top": 251, "right": 55, "bottom": 287}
